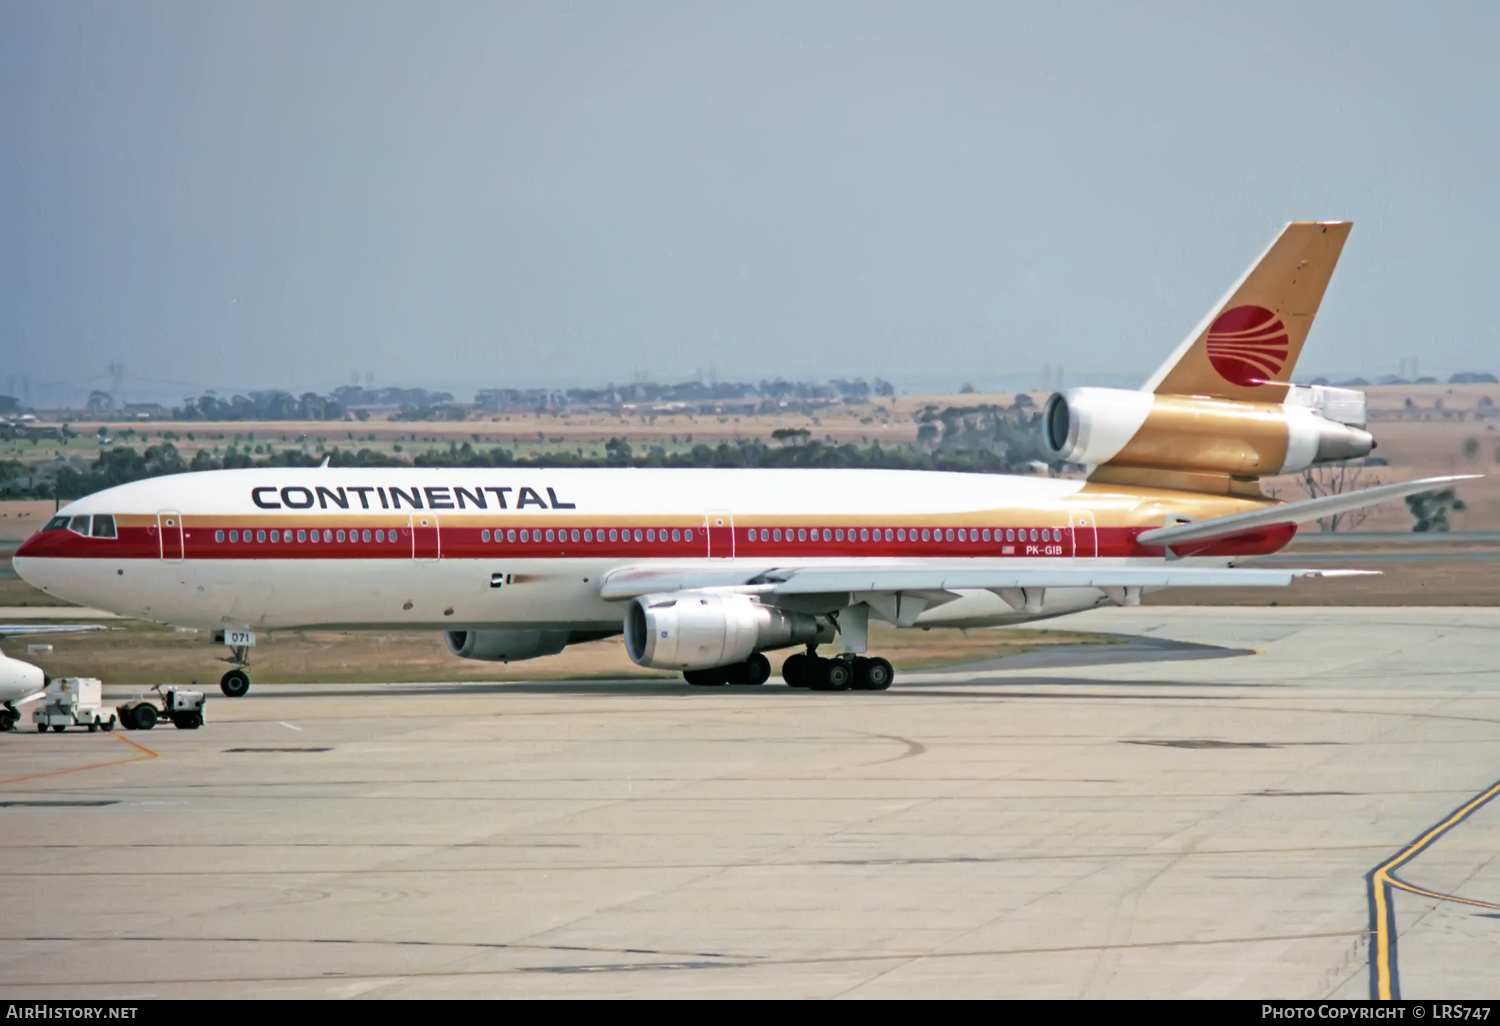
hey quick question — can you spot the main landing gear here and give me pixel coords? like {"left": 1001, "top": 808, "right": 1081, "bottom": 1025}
{"left": 781, "top": 649, "right": 893, "bottom": 692}
{"left": 681, "top": 648, "right": 895, "bottom": 691}
{"left": 219, "top": 644, "right": 252, "bottom": 698}
{"left": 681, "top": 602, "right": 897, "bottom": 692}
{"left": 0, "top": 704, "right": 20, "bottom": 732}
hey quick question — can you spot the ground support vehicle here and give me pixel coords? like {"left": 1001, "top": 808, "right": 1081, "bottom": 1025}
{"left": 31, "top": 677, "right": 115, "bottom": 733}
{"left": 118, "top": 684, "right": 206, "bottom": 731}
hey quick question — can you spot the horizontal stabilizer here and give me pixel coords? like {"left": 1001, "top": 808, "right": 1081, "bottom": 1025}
{"left": 1136, "top": 475, "right": 1479, "bottom": 549}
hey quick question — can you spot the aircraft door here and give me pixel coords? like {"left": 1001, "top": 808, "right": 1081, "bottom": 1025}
{"left": 705, "top": 511, "right": 734, "bottom": 558}
{"left": 157, "top": 511, "right": 184, "bottom": 562}
{"left": 411, "top": 515, "right": 440, "bottom": 561}
{"left": 1068, "top": 509, "right": 1096, "bottom": 558}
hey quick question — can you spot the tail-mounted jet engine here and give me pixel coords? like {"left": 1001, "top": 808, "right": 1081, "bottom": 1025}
{"left": 445, "top": 629, "right": 572, "bottom": 662}
{"left": 624, "top": 592, "right": 832, "bottom": 671}
{"left": 1042, "top": 386, "right": 1373, "bottom": 478}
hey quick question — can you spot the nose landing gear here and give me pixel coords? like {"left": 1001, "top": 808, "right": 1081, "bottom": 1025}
{"left": 219, "top": 669, "right": 250, "bottom": 698}
{"left": 219, "top": 644, "right": 252, "bottom": 697}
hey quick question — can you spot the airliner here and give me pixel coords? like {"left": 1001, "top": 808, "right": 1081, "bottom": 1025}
{"left": 10, "top": 222, "right": 1468, "bottom": 702}
{"left": 0, "top": 625, "right": 107, "bottom": 731}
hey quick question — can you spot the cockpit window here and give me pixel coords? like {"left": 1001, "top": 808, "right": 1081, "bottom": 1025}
{"left": 91, "top": 514, "right": 117, "bottom": 539}
{"left": 68, "top": 515, "right": 92, "bottom": 536}
{"left": 43, "top": 516, "right": 70, "bottom": 532}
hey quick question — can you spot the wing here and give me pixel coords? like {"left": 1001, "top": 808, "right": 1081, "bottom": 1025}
{"left": 598, "top": 561, "right": 1371, "bottom": 601}
{"left": 1136, "top": 474, "right": 1477, "bottom": 551}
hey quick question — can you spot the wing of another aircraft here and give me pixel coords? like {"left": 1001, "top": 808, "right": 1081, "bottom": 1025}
{"left": 0, "top": 624, "right": 110, "bottom": 638}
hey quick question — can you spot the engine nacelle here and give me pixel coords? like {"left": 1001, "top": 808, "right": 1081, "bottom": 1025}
{"left": 445, "top": 629, "right": 572, "bottom": 662}
{"left": 624, "top": 592, "right": 830, "bottom": 670}
{"left": 1042, "top": 386, "right": 1373, "bottom": 477}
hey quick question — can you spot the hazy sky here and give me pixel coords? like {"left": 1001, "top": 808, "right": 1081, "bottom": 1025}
{"left": 2, "top": 1, "right": 1497, "bottom": 403}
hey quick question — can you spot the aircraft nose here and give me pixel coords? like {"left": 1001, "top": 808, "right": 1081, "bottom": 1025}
{"left": 11, "top": 535, "right": 50, "bottom": 590}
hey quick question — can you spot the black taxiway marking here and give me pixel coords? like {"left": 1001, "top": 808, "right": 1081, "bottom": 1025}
{"left": 222, "top": 747, "right": 332, "bottom": 753}
{"left": 1123, "top": 739, "right": 1344, "bottom": 750}
{"left": 3, "top": 928, "right": 1367, "bottom": 987}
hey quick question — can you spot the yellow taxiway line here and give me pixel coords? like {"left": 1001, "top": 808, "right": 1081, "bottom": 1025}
{"left": 1369, "top": 777, "right": 1500, "bottom": 1000}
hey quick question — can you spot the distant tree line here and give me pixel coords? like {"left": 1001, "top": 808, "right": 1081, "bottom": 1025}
{"left": 0, "top": 405, "right": 1055, "bottom": 501}
{"left": 174, "top": 392, "right": 350, "bottom": 422}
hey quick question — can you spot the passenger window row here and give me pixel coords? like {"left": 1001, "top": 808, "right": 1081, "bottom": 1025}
{"left": 744, "top": 527, "right": 1064, "bottom": 544}
{"left": 480, "top": 527, "right": 695, "bottom": 544}
{"left": 214, "top": 528, "right": 400, "bottom": 545}
{"left": 202, "top": 525, "right": 1066, "bottom": 547}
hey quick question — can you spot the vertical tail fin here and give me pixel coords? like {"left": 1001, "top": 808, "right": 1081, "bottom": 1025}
{"left": 1143, "top": 221, "right": 1352, "bottom": 401}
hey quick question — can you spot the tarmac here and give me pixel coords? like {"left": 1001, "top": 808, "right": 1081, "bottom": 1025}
{"left": 0, "top": 605, "right": 1497, "bottom": 999}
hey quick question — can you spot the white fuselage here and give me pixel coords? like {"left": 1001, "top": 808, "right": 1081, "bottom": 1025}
{"left": 12, "top": 466, "right": 1255, "bottom": 638}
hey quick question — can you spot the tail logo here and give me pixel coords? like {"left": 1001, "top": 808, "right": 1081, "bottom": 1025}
{"left": 1205, "top": 305, "right": 1289, "bottom": 387}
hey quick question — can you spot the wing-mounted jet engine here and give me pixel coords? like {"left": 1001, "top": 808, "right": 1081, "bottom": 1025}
{"left": 623, "top": 592, "right": 834, "bottom": 683}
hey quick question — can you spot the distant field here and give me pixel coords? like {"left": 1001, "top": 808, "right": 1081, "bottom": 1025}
{"left": 7, "top": 385, "right": 1496, "bottom": 533}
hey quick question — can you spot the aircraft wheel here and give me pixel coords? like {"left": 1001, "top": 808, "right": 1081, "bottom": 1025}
{"left": 782, "top": 653, "right": 809, "bottom": 688}
{"left": 220, "top": 670, "right": 250, "bottom": 698}
{"left": 737, "top": 654, "right": 771, "bottom": 686}
{"left": 854, "top": 657, "right": 894, "bottom": 692}
{"left": 809, "top": 658, "right": 853, "bottom": 692}
{"left": 683, "top": 667, "right": 727, "bottom": 686}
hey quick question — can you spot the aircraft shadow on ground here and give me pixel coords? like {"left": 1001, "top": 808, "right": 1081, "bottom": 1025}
{"left": 248, "top": 634, "right": 1261, "bottom": 699}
